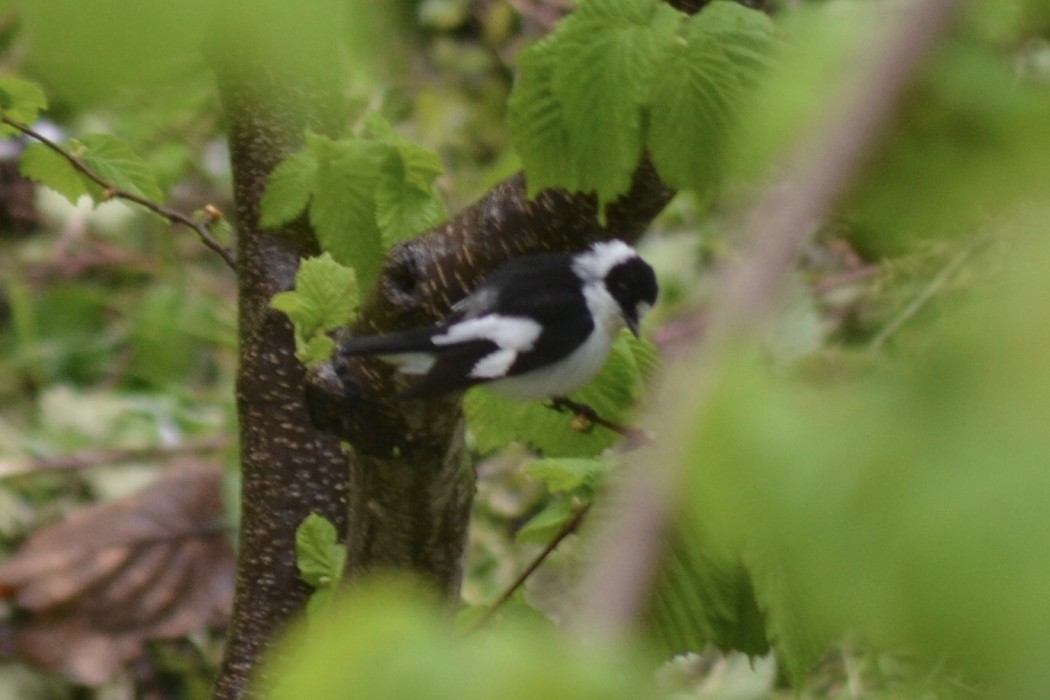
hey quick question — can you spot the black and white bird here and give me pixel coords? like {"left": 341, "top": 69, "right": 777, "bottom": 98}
{"left": 339, "top": 240, "right": 658, "bottom": 401}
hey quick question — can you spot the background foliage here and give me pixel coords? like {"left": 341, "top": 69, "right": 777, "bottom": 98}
{"left": 0, "top": 0, "right": 1049, "bottom": 698}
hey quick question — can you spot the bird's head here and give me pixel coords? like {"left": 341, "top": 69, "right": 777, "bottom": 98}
{"left": 573, "top": 240, "right": 658, "bottom": 337}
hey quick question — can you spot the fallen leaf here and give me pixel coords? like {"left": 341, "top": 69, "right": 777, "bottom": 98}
{"left": 0, "top": 461, "right": 234, "bottom": 685}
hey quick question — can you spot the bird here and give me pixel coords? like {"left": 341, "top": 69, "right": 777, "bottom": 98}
{"left": 338, "top": 240, "right": 658, "bottom": 401}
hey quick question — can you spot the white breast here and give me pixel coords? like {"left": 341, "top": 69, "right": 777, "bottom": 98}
{"left": 486, "top": 281, "right": 624, "bottom": 401}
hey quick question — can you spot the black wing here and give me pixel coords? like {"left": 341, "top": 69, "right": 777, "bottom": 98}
{"left": 471, "top": 254, "right": 595, "bottom": 375}
{"left": 340, "top": 251, "right": 595, "bottom": 398}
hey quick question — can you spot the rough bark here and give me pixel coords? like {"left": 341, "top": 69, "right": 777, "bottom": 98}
{"left": 208, "top": 6, "right": 349, "bottom": 699}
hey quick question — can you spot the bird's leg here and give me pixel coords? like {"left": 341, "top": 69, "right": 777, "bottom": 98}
{"left": 546, "top": 396, "right": 652, "bottom": 447}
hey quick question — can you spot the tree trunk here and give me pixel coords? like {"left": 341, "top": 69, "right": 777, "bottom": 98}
{"left": 208, "top": 5, "right": 349, "bottom": 698}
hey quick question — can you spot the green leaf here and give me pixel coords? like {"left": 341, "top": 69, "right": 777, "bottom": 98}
{"left": 296, "top": 513, "right": 346, "bottom": 588}
{"left": 293, "top": 253, "right": 360, "bottom": 334}
{"left": 271, "top": 253, "right": 359, "bottom": 367}
{"left": 509, "top": 0, "right": 681, "bottom": 208}
{"left": 299, "top": 334, "right": 336, "bottom": 367}
{"left": 79, "top": 133, "right": 164, "bottom": 202}
{"left": 20, "top": 142, "right": 91, "bottom": 204}
{"left": 466, "top": 334, "right": 658, "bottom": 457}
{"left": 515, "top": 498, "right": 577, "bottom": 544}
{"left": 526, "top": 457, "right": 615, "bottom": 493}
{"left": 266, "top": 580, "right": 650, "bottom": 700}
{"left": 307, "top": 135, "right": 387, "bottom": 287}
{"left": 260, "top": 148, "right": 320, "bottom": 229}
{"left": 647, "top": 2, "right": 775, "bottom": 193}
{"left": 0, "top": 76, "right": 48, "bottom": 133}
{"left": 647, "top": 535, "right": 770, "bottom": 660}
{"left": 375, "top": 168, "right": 446, "bottom": 248}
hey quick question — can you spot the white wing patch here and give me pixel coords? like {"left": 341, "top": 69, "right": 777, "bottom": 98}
{"left": 470, "top": 348, "right": 518, "bottom": 379}
{"left": 431, "top": 314, "right": 542, "bottom": 380}
{"left": 432, "top": 315, "right": 542, "bottom": 351}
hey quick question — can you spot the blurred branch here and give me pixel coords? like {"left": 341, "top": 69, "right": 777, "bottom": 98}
{"left": 572, "top": 0, "right": 961, "bottom": 643}
{"left": 0, "top": 436, "right": 232, "bottom": 479}
{"left": 0, "top": 116, "right": 237, "bottom": 270}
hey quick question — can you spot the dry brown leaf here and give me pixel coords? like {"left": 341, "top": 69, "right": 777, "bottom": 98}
{"left": 0, "top": 461, "right": 234, "bottom": 685}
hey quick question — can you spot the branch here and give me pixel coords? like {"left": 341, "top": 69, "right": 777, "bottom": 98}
{"left": 1, "top": 116, "right": 237, "bottom": 270}
{"left": 571, "top": 0, "right": 961, "bottom": 643}
{"left": 466, "top": 502, "right": 591, "bottom": 634}
{"left": 548, "top": 397, "right": 653, "bottom": 447}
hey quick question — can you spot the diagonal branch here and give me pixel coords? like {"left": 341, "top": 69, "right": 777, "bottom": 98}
{"left": 1, "top": 116, "right": 237, "bottom": 270}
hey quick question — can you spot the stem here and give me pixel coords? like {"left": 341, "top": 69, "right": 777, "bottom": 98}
{"left": 2, "top": 116, "right": 236, "bottom": 270}
{"left": 466, "top": 502, "right": 591, "bottom": 633}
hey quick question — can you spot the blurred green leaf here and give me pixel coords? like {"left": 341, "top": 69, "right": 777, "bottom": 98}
{"left": 77, "top": 134, "right": 163, "bottom": 202}
{"left": 0, "top": 76, "right": 47, "bottom": 133}
{"left": 515, "top": 498, "right": 577, "bottom": 544}
{"left": 264, "top": 579, "right": 650, "bottom": 700}
{"left": 526, "top": 457, "right": 614, "bottom": 494}
{"left": 259, "top": 148, "right": 319, "bottom": 229}
{"left": 127, "top": 284, "right": 225, "bottom": 387}
{"left": 676, "top": 228, "right": 1050, "bottom": 692}
{"left": 19, "top": 142, "right": 90, "bottom": 204}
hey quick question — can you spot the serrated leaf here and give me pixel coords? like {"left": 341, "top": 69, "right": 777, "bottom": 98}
{"left": 510, "top": 0, "right": 681, "bottom": 210}
{"left": 647, "top": 535, "right": 771, "bottom": 659}
{"left": 260, "top": 148, "right": 319, "bottom": 229}
{"left": 698, "top": 0, "right": 777, "bottom": 74}
{"left": 272, "top": 253, "right": 359, "bottom": 367}
{"left": 647, "top": 28, "right": 737, "bottom": 193}
{"left": 516, "top": 498, "right": 577, "bottom": 544}
{"left": 527, "top": 457, "right": 615, "bottom": 493}
{"left": 299, "top": 334, "right": 336, "bottom": 367}
{"left": 550, "top": 7, "right": 671, "bottom": 207}
{"left": 375, "top": 170, "right": 446, "bottom": 248}
{"left": 647, "top": 3, "right": 775, "bottom": 193}
{"left": 296, "top": 513, "right": 346, "bottom": 588}
{"left": 19, "top": 141, "right": 91, "bottom": 204}
{"left": 292, "top": 253, "right": 360, "bottom": 334}
{"left": 269, "top": 291, "right": 302, "bottom": 319}
{"left": 79, "top": 133, "right": 164, "bottom": 202}
{"left": 508, "top": 39, "right": 574, "bottom": 196}
{"left": 307, "top": 137, "right": 387, "bottom": 287}
{"left": 0, "top": 76, "right": 47, "bottom": 134}
{"left": 393, "top": 142, "right": 445, "bottom": 193}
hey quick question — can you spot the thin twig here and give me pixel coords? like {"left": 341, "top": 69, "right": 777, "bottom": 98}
{"left": 466, "top": 502, "right": 591, "bottom": 633}
{"left": 0, "top": 436, "right": 233, "bottom": 479}
{"left": 2, "top": 116, "right": 237, "bottom": 270}
{"left": 548, "top": 396, "right": 653, "bottom": 447}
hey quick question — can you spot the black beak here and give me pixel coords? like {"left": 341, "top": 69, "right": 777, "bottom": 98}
{"left": 625, "top": 314, "right": 641, "bottom": 338}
